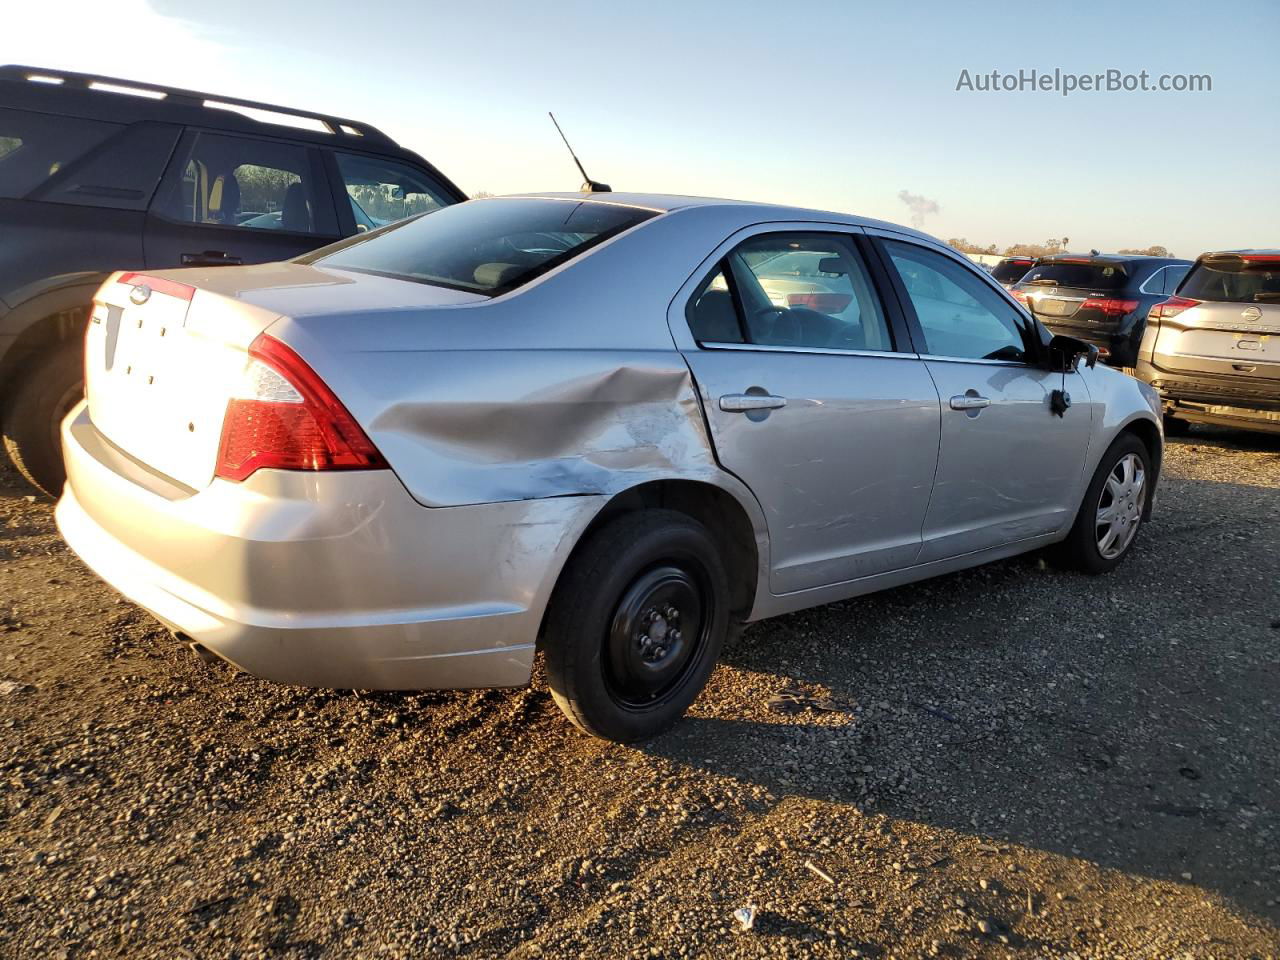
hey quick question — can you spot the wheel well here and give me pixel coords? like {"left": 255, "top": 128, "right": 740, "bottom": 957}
{"left": 0, "top": 305, "right": 87, "bottom": 410}
{"left": 1121, "top": 418, "right": 1162, "bottom": 516}
{"left": 542, "top": 480, "right": 761, "bottom": 642}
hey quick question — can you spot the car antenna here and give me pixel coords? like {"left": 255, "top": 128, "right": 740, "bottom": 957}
{"left": 548, "top": 112, "right": 611, "bottom": 193}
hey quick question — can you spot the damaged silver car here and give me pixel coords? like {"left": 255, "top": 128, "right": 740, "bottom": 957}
{"left": 57, "top": 194, "right": 1164, "bottom": 741}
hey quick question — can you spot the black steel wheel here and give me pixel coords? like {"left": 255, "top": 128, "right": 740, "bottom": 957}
{"left": 543, "top": 509, "right": 731, "bottom": 742}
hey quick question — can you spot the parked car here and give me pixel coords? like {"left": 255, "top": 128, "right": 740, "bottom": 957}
{"left": 56, "top": 194, "right": 1164, "bottom": 742}
{"left": 990, "top": 255, "right": 1036, "bottom": 289}
{"left": 1138, "top": 250, "right": 1280, "bottom": 434}
{"left": 1010, "top": 253, "right": 1191, "bottom": 368}
{"left": 0, "top": 65, "right": 466, "bottom": 496}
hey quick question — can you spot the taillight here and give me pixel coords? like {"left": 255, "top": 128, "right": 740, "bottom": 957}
{"left": 786, "top": 292, "right": 853, "bottom": 313}
{"left": 1080, "top": 298, "right": 1140, "bottom": 317}
{"left": 1010, "top": 289, "right": 1030, "bottom": 305}
{"left": 215, "top": 335, "right": 386, "bottom": 482}
{"left": 1148, "top": 296, "right": 1201, "bottom": 320}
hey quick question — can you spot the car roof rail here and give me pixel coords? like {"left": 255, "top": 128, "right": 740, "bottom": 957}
{"left": 0, "top": 64, "right": 397, "bottom": 147}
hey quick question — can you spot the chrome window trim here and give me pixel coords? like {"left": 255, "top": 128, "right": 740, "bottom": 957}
{"left": 697, "top": 341, "right": 919, "bottom": 360}
{"left": 917, "top": 353, "right": 1035, "bottom": 368}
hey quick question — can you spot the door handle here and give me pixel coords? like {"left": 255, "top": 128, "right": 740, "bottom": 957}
{"left": 949, "top": 394, "right": 991, "bottom": 410}
{"left": 719, "top": 393, "right": 787, "bottom": 413}
{"left": 181, "top": 250, "right": 244, "bottom": 267}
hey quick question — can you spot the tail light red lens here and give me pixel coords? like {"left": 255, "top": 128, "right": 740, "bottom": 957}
{"left": 786, "top": 293, "right": 853, "bottom": 314}
{"left": 1080, "top": 298, "right": 1140, "bottom": 317}
{"left": 215, "top": 334, "right": 387, "bottom": 482}
{"left": 1148, "top": 296, "right": 1201, "bottom": 320}
{"left": 1010, "top": 289, "right": 1030, "bottom": 304}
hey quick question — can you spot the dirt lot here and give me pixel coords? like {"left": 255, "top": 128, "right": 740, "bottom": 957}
{"left": 1, "top": 427, "right": 1278, "bottom": 959}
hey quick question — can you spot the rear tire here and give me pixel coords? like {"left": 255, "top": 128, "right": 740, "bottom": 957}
{"left": 2, "top": 343, "right": 83, "bottom": 498}
{"left": 1056, "top": 433, "right": 1151, "bottom": 575}
{"left": 543, "top": 509, "right": 731, "bottom": 742}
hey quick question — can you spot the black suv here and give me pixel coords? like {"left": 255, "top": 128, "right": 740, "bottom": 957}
{"left": 1011, "top": 253, "right": 1191, "bottom": 368}
{"left": 0, "top": 65, "right": 466, "bottom": 495}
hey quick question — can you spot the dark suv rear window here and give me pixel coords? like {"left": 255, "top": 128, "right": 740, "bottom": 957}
{"left": 306, "top": 197, "right": 657, "bottom": 294}
{"left": 991, "top": 259, "right": 1034, "bottom": 284}
{"left": 0, "top": 107, "right": 122, "bottom": 199}
{"left": 1019, "top": 260, "right": 1129, "bottom": 291}
{"left": 1179, "top": 255, "right": 1280, "bottom": 304}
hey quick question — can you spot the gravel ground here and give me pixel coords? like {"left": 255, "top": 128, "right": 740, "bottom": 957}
{"left": 1, "top": 426, "right": 1278, "bottom": 959}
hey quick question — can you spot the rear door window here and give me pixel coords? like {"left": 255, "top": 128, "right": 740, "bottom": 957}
{"left": 0, "top": 107, "right": 122, "bottom": 198}
{"left": 334, "top": 153, "right": 455, "bottom": 231}
{"left": 1180, "top": 255, "right": 1280, "bottom": 304}
{"left": 1020, "top": 260, "right": 1129, "bottom": 291}
{"left": 151, "top": 132, "right": 335, "bottom": 235}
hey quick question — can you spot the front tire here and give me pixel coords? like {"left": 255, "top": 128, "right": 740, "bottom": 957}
{"left": 543, "top": 510, "right": 731, "bottom": 742}
{"left": 1056, "top": 433, "right": 1151, "bottom": 574}
{"left": 2, "top": 343, "right": 84, "bottom": 498}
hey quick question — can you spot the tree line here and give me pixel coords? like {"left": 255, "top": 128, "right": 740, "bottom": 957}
{"left": 949, "top": 237, "right": 1173, "bottom": 259}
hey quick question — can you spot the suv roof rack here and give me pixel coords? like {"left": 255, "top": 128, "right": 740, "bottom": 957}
{"left": 0, "top": 64, "right": 396, "bottom": 147}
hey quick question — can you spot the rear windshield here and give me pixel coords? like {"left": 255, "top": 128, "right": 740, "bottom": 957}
{"left": 1180, "top": 256, "right": 1280, "bottom": 304}
{"left": 306, "top": 197, "right": 658, "bottom": 295}
{"left": 0, "top": 107, "right": 122, "bottom": 199}
{"left": 991, "top": 259, "right": 1034, "bottom": 284}
{"left": 1019, "top": 260, "right": 1129, "bottom": 291}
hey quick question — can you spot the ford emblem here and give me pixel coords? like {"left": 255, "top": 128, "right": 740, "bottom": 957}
{"left": 129, "top": 284, "right": 151, "bottom": 305}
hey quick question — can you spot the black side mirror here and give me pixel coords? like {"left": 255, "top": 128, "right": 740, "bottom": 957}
{"left": 1048, "top": 334, "right": 1099, "bottom": 372}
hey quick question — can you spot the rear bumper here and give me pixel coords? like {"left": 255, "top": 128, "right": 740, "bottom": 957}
{"left": 56, "top": 402, "right": 603, "bottom": 689}
{"left": 1136, "top": 359, "right": 1280, "bottom": 431}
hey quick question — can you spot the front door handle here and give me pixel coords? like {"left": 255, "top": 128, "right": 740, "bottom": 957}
{"left": 949, "top": 394, "right": 991, "bottom": 410}
{"left": 720, "top": 393, "right": 787, "bottom": 413}
{"left": 181, "top": 250, "right": 243, "bottom": 267}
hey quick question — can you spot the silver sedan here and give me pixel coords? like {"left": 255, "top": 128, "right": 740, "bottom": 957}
{"left": 57, "top": 194, "right": 1164, "bottom": 741}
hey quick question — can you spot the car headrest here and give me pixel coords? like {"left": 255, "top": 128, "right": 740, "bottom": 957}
{"left": 281, "top": 182, "right": 309, "bottom": 232}
{"left": 689, "top": 290, "right": 741, "bottom": 343}
{"left": 473, "top": 262, "right": 525, "bottom": 289}
{"left": 218, "top": 174, "right": 240, "bottom": 224}
{"left": 818, "top": 256, "right": 847, "bottom": 275}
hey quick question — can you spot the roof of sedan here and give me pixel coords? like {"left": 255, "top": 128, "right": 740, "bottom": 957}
{"left": 502, "top": 192, "right": 938, "bottom": 241}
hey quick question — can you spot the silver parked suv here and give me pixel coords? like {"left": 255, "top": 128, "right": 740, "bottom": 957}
{"left": 57, "top": 194, "right": 1164, "bottom": 741}
{"left": 1139, "top": 250, "right": 1280, "bottom": 435}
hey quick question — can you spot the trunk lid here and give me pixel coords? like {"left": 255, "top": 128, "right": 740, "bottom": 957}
{"left": 85, "top": 271, "right": 284, "bottom": 491}
{"left": 1016, "top": 258, "right": 1135, "bottom": 327}
{"left": 1153, "top": 254, "right": 1280, "bottom": 381}
{"left": 1152, "top": 299, "right": 1280, "bottom": 381}
{"left": 84, "top": 261, "right": 488, "bottom": 491}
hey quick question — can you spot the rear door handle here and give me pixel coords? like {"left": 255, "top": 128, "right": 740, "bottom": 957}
{"left": 949, "top": 394, "right": 991, "bottom": 410}
{"left": 719, "top": 393, "right": 787, "bottom": 412}
{"left": 181, "top": 250, "right": 243, "bottom": 267}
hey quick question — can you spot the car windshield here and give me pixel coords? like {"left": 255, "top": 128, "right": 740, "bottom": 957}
{"left": 1019, "top": 260, "right": 1129, "bottom": 290}
{"left": 305, "top": 198, "right": 657, "bottom": 294}
{"left": 1180, "top": 255, "right": 1280, "bottom": 304}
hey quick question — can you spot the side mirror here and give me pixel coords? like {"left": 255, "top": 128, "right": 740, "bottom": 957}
{"left": 1048, "top": 334, "right": 1099, "bottom": 371}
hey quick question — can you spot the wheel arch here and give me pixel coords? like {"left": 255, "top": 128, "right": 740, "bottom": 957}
{"left": 0, "top": 277, "right": 105, "bottom": 410}
{"left": 1117, "top": 415, "right": 1162, "bottom": 519}
{"left": 536, "top": 476, "right": 768, "bottom": 650}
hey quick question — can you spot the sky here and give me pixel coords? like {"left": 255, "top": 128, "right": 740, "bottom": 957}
{"left": 3, "top": 0, "right": 1277, "bottom": 257}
